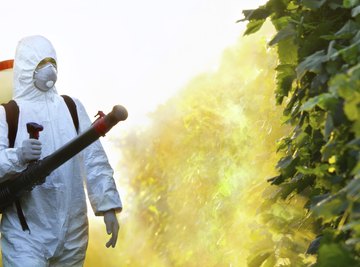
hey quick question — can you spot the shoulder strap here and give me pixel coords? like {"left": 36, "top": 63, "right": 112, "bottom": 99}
{"left": 1, "top": 100, "right": 19, "bottom": 148}
{"left": 61, "top": 95, "right": 79, "bottom": 133}
{"left": 1, "top": 100, "right": 29, "bottom": 232}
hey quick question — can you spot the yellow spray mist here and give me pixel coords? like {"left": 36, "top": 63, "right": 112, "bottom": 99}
{"left": 84, "top": 22, "right": 316, "bottom": 267}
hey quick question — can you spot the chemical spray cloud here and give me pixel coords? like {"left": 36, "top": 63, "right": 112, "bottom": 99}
{"left": 84, "top": 23, "right": 316, "bottom": 267}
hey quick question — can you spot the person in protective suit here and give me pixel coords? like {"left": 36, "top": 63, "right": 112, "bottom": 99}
{"left": 0, "top": 35, "right": 122, "bottom": 266}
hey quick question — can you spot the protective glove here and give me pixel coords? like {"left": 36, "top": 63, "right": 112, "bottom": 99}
{"left": 104, "top": 209, "right": 120, "bottom": 248}
{"left": 17, "top": 139, "right": 42, "bottom": 164}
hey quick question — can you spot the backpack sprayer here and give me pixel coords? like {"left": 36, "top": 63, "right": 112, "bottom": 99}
{"left": 0, "top": 105, "right": 128, "bottom": 212}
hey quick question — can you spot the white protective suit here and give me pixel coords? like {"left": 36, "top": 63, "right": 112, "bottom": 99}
{"left": 0, "top": 36, "right": 122, "bottom": 266}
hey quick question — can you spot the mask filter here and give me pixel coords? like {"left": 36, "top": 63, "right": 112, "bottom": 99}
{"left": 33, "top": 63, "right": 57, "bottom": 91}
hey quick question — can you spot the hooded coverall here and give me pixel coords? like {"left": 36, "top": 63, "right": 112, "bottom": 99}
{"left": 0, "top": 36, "right": 122, "bottom": 266}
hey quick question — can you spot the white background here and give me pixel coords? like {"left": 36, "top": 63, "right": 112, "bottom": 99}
{"left": 0, "top": 0, "right": 266, "bottom": 126}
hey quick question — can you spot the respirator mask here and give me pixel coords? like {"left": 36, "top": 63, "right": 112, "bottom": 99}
{"left": 33, "top": 62, "right": 57, "bottom": 92}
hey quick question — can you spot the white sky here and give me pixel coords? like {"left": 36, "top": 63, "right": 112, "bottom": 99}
{"left": 0, "top": 0, "right": 266, "bottom": 127}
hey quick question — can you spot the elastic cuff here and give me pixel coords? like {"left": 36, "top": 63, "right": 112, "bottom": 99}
{"left": 95, "top": 207, "right": 123, "bottom": 216}
{"left": 15, "top": 147, "right": 26, "bottom": 165}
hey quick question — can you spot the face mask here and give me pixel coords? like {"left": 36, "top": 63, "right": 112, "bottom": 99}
{"left": 33, "top": 63, "right": 57, "bottom": 91}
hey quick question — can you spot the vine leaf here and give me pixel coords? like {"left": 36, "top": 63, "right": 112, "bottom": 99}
{"left": 312, "top": 193, "right": 348, "bottom": 222}
{"left": 302, "top": 0, "right": 327, "bottom": 9}
{"left": 243, "top": 19, "right": 266, "bottom": 36}
{"left": 296, "top": 50, "right": 327, "bottom": 79}
{"left": 239, "top": 8, "right": 271, "bottom": 22}
{"left": 343, "top": 0, "right": 360, "bottom": 9}
{"left": 316, "top": 243, "right": 360, "bottom": 267}
{"left": 300, "top": 93, "right": 338, "bottom": 112}
{"left": 351, "top": 6, "right": 360, "bottom": 17}
{"left": 269, "top": 25, "right": 296, "bottom": 46}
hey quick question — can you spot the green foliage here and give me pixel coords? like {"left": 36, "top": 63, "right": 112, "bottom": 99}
{"left": 244, "top": 0, "right": 360, "bottom": 265}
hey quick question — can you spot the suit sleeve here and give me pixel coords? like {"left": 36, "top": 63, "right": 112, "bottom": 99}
{"left": 74, "top": 98, "right": 122, "bottom": 215}
{"left": 0, "top": 106, "right": 26, "bottom": 181}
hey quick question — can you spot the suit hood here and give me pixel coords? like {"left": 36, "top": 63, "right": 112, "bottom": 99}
{"left": 13, "top": 35, "right": 58, "bottom": 101}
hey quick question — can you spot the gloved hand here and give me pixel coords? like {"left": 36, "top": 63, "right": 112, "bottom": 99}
{"left": 17, "top": 139, "right": 42, "bottom": 164}
{"left": 104, "top": 209, "right": 120, "bottom": 248}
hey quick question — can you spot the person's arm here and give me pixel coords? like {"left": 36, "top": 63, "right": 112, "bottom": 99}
{"left": 74, "top": 99, "right": 122, "bottom": 247}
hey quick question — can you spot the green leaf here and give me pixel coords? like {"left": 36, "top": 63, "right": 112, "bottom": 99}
{"left": 337, "top": 82, "right": 359, "bottom": 100}
{"left": 343, "top": 0, "right": 360, "bottom": 8}
{"left": 343, "top": 95, "right": 360, "bottom": 120}
{"left": 326, "top": 41, "right": 338, "bottom": 60}
{"left": 316, "top": 243, "right": 360, "bottom": 267}
{"left": 325, "top": 60, "right": 342, "bottom": 74}
{"left": 275, "top": 64, "right": 296, "bottom": 102}
{"left": 330, "top": 71, "right": 360, "bottom": 120}
{"left": 351, "top": 5, "right": 360, "bottom": 17}
{"left": 266, "top": 0, "right": 289, "bottom": 17}
{"left": 321, "top": 141, "right": 337, "bottom": 161}
{"left": 352, "top": 119, "right": 360, "bottom": 137}
{"left": 348, "top": 61, "right": 360, "bottom": 78}
{"left": 300, "top": 93, "right": 338, "bottom": 111}
{"left": 271, "top": 15, "right": 291, "bottom": 31}
{"left": 302, "top": 0, "right": 327, "bottom": 9}
{"left": 268, "top": 174, "right": 285, "bottom": 185}
{"left": 296, "top": 99, "right": 315, "bottom": 113}
{"left": 334, "top": 20, "right": 360, "bottom": 39}
{"left": 306, "top": 236, "right": 322, "bottom": 254}
{"left": 276, "top": 155, "right": 294, "bottom": 169}
{"left": 240, "top": 8, "right": 271, "bottom": 22}
{"left": 329, "top": 73, "right": 350, "bottom": 95}
{"left": 294, "top": 131, "right": 310, "bottom": 147}
{"left": 342, "top": 221, "right": 360, "bottom": 232}
{"left": 269, "top": 24, "right": 296, "bottom": 46}
{"left": 278, "top": 37, "right": 298, "bottom": 66}
{"left": 296, "top": 50, "right": 327, "bottom": 79}
{"left": 317, "top": 95, "right": 339, "bottom": 111}
{"left": 324, "top": 113, "right": 334, "bottom": 141}
{"left": 329, "top": 3, "right": 344, "bottom": 9}
{"left": 311, "top": 72, "right": 330, "bottom": 90}
{"left": 308, "top": 194, "right": 330, "bottom": 209}
{"left": 243, "top": 19, "right": 266, "bottom": 35}
{"left": 312, "top": 193, "right": 348, "bottom": 222}
{"left": 276, "top": 155, "right": 300, "bottom": 179}
{"left": 297, "top": 164, "right": 329, "bottom": 176}
{"left": 279, "top": 174, "right": 314, "bottom": 198}
{"left": 338, "top": 41, "right": 360, "bottom": 64}
{"left": 344, "top": 178, "right": 360, "bottom": 200}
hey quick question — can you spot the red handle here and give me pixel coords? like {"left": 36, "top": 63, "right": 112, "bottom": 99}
{"left": 26, "top": 122, "right": 43, "bottom": 140}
